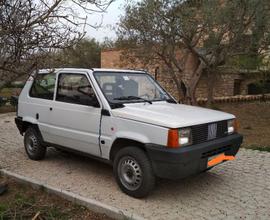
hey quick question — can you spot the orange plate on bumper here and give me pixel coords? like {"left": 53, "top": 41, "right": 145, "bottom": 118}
{"left": 207, "top": 153, "right": 235, "bottom": 167}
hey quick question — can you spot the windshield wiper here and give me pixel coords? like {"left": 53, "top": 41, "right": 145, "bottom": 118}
{"left": 110, "top": 102, "right": 125, "bottom": 109}
{"left": 165, "top": 98, "right": 177, "bottom": 104}
{"left": 114, "top": 96, "right": 152, "bottom": 104}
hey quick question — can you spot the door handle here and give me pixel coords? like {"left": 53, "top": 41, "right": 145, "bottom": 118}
{"left": 49, "top": 107, "right": 53, "bottom": 111}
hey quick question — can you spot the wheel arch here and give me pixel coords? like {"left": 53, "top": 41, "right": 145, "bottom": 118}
{"left": 109, "top": 138, "right": 147, "bottom": 161}
{"left": 23, "top": 122, "right": 39, "bottom": 133}
{"left": 15, "top": 117, "right": 41, "bottom": 136}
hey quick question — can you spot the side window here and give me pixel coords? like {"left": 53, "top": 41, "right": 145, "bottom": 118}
{"left": 30, "top": 73, "right": 56, "bottom": 100}
{"left": 56, "top": 73, "right": 100, "bottom": 107}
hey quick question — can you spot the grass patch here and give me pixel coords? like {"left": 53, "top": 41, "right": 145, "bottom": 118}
{"left": 217, "top": 102, "right": 270, "bottom": 148}
{"left": 0, "top": 88, "right": 13, "bottom": 98}
{"left": 0, "top": 192, "right": 103, "bottom": 220}
{"left": 0, "top": 177, "right": 113, "bottom": 220}
{"left": 210, "top": 104, "right": 222, "bottom": 111}
{"left": 244, "top": 145, "right": 270, "bottom": 152}
{"left": 0, "top": 204, "right": 8, "bottom": 213}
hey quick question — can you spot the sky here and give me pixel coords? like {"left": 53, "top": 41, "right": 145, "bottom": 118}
{"left": 79, "top": 0, "right": 127, "bottom": 42}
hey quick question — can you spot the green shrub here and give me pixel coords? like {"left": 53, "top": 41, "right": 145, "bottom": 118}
{"left": 244, "top": 145, "right": 270, "bottom": 152}
{"left": 248, "top": 81, "right": 270, "bottom": 95}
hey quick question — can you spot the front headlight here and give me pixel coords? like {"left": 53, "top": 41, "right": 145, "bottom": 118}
{"left": 167, "top": 127, "right": 192, "bottom": 148}
{"left": 227, "top": 119, "right": 239, "bottom": 134}
{"left": 178, "top": 128, "right": 192, "bottom": 146}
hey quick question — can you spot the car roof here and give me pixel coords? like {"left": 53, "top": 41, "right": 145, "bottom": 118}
{"left": 37, "top": 68, "right": 146, "bottom": 74}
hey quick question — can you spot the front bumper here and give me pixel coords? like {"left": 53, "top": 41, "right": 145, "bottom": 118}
{"left": 145, "top": 133, "right": 243, "bottom": 179}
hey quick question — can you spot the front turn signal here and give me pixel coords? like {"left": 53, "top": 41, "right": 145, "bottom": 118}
{"left": 233, "top": 119, "right": 240, "bottom": 133}
{"left": 167, "top": 129, "right": 179, "bottom": 148}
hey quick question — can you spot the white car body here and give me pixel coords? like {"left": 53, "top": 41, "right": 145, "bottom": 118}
{"left": 15, "top": 68, "right": 243, "bottom": 197}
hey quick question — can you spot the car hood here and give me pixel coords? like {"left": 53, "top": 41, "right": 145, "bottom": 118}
{"left": 111, "top": 102, "right": 235, "bottom": 128}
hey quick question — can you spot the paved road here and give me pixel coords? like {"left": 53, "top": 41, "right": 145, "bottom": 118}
{"left": 0, "top": 113, "right": 270, "bottom": 220}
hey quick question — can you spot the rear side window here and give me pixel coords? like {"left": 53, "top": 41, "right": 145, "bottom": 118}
{"left": 30, "top": 73, "right": 56, "bottom": 100}
{"left": 56, "top": 73, "right": 99, "bottom": 107}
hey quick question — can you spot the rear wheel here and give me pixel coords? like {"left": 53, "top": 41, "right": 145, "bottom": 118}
{"left": 113, "top": 146, "right": 155, "bottom": 198}
{"left": 24, "top": 127, "right": 46, "bottom": 160}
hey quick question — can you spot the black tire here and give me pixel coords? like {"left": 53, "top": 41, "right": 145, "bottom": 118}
{"left": 113, "top": 146, "right": 155, "bottom": 198}
{"left": 24, "top": 127, "right": 46, "bottom": 160}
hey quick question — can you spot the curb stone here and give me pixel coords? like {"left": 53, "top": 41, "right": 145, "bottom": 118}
{"left": 0, "top": 169, "right": 145, "bottom": 220}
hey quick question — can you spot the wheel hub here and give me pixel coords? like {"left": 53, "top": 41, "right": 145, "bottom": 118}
{"left": 118, "top": 157, "right": 142, "bottom": 191}
{"left": 26, "top": 135, "right": 37, "bottom": 153}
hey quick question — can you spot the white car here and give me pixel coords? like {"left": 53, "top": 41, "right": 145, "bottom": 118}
{"left": 15, "top": 68, "right": 243, "bottom": 198}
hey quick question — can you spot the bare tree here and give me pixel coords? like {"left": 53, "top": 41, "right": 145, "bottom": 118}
{"left": 0, "top": 0, "right": 113, "bottom": 89}
{"left": 117, "top": 0, "right": 270, "bottom": 105}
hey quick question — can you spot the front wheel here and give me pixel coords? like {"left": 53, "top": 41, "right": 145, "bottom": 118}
{"left": 113, "top": 147, "right": 155, "bottom": 198}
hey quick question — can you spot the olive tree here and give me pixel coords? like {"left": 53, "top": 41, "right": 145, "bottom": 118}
{"left": 118, "top": 0, "right": 270, "bottom": 104}
{"left": 48, "top": 38, "right": 102, "bottom": 68}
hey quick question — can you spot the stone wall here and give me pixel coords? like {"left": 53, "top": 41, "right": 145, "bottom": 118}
{"left": 101, "top": 50, "right": 123, "bottom": 68}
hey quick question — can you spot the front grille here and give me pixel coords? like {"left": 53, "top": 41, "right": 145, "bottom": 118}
{"left": 191, "top": 120, "right": 228, "bottom": 145}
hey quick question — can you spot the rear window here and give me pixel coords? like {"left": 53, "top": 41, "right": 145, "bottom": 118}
{"left": 29, "top": 73, "right": 56, "bottom": 100}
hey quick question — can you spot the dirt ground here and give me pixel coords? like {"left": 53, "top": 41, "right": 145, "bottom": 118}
{"left": 0, "top": 106, "right": 15, "bottom": 114}
{"left": 217, "top": 101, "right": 270, "bottom": 150}
{"left": 0, "top": 176, "right": 113, "bottom": 220}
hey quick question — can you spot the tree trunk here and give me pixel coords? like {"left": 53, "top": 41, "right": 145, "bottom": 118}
{"left": 206, "top": 71, "right": 215, "bottom": 107}
{"left": 163, "top": 60, "right": 185, "bottom": 103}
{"left": 169, "top": 69, "right": 185, "bottom": 103}
{"left": 185, "top": 61, "right": 205, "bottom": 105}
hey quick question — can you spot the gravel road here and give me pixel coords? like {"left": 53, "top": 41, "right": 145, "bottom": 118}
{"left": 0, "top": 113, "right": 270, "bottom": 219}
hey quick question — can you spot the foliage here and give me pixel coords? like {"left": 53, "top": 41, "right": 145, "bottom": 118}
{"left": 245, "top": 145, "right": 270, "bottom": 152}
{"left": 117, "top": 0, "right": 270, "bottom": 104}
{"left": 0, "top": 88, "right": 13, "bottom": 98}
{"left": 65, "top": 39, "right": 101, "bottom": 68}
{"left": 3, "top": 83, "right": 24, "bottom": 89}
{"left": 49, "top": 38, "right": 102, "bottom": 68}
{"left": 247, "top": 80, "right": 270, "bottom": 94}
{"left": 228, "top": 55, "right": 263, "bottom": 70}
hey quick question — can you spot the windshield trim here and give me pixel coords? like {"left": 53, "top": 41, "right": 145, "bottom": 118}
{"left": 93, "top": 71, "right": 174, "bottom": 107}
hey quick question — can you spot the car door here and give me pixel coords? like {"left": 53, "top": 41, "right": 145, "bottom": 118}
{"left": 45, "top": 71, "right": 102, "bottom": 156}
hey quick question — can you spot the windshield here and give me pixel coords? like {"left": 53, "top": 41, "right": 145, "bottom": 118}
{"left": 94, "top": 72, "right": 171, "bottom": 104}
